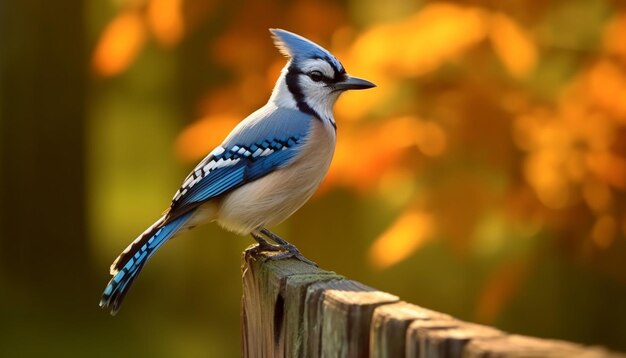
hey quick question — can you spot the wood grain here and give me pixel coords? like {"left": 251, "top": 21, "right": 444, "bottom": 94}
{"left": 241, "top": 248, "right": 626, "bottom": 358}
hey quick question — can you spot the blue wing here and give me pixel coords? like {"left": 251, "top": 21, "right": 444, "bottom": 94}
{"left": 168, "top": 104, "right": 313, "bottom": 217}
{"left": 100, "top": 105, "right": 313, "bottom": 314}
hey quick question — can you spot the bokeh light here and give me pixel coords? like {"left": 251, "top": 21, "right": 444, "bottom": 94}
{"left": 3, "top": 0, "right": 626, "bottom": 356}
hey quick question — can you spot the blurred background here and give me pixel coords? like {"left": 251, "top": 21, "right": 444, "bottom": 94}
{"left": 2, "top": 0, "right": 626, "bottom": 356}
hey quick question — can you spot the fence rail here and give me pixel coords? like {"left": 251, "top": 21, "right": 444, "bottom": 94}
{"left": 241, "top": 249, "right": 625, "bottom": 358}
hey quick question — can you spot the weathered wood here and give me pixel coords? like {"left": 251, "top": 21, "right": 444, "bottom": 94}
{"left": 371, "top": 302, "right": 453, "bottom": 358}
{"left": 241, "top": 248, "right": 626, "bottom": 358}
{"left": 308, "top": 280, "right": 398, "bottom": 357}
{"left": 407, "top": 319, "right": 503, "bottom": 358}
{"left": 241, "top": 248, "right": 398, "bottom": 357}
{"left": 464, "top": 335, "right": 626, "bottom": 358}
{"left": 241, "top": 248, "right": 341, "bottom": 358}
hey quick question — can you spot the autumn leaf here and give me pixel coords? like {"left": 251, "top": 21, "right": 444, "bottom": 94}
{"left": 147, "top": 0, "right": 185, "bottom": 47}
{"left": 369, "top": 209, "right": 435, "bottom": 269}
{"left": 92, "top": 10, "right": 146, "bottom": 77}
{"left": 489, "top": 12, "right": 538, "bottom": 79}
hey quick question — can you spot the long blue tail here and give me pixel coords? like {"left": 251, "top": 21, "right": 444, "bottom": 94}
{"left": 100, "top": 211, "right": 194, "bottom": 315}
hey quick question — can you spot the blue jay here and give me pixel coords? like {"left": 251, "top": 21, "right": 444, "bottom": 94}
{"left": 100, "top": 29, "right": 375, "bottom": 315}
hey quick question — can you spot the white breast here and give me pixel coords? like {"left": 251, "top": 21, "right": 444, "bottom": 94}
{"left": 216, "top": 118, "right": 336, "bottom": 234}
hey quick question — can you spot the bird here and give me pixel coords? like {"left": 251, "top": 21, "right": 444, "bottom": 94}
{"left": 99, "top": 28, "right": 375, "bottom": 315}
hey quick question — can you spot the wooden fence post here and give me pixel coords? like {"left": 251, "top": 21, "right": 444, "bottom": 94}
{"left": 241, "top": 248, "right": 626, "bottom": 358}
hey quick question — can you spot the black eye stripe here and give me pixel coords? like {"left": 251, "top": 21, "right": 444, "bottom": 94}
{"left": 292, "top": 69, "right": 337, "bottom": 85}
{"left": 289, "top": 63, "right": 347, "bottom": 85}
{"left": 310, "top": 55, "right": 346, "bottom": 77}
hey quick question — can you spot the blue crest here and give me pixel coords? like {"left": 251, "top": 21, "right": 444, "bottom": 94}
{"left": 270, "top": 28, "right": 343, "bottom": 72}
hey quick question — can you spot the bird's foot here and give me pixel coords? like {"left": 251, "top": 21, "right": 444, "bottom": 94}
{"left": 253, "top": 228, "right": 317, "bottom": 266}
{"left": 248, "top": 233, "right": 283, "bottom": 256}
{"left": 264, "top": 241, "right": 318, "bottom": 267}
{"left": 247, "top": 242, "right": 283, "bottom": 256}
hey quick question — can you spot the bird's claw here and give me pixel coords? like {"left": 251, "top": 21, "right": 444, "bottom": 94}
{"left": 264, "top": 243, "right": 318, "bottom": 267}
{"left": 248, "top": 242, "right": 283, "bottom": 257}
{"left": 250, "top": 229, "right": 317, "bottom": 266}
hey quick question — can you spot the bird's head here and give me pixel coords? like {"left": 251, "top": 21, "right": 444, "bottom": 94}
{"left": 269, "top": 28, "right": 375, "bottom": 128}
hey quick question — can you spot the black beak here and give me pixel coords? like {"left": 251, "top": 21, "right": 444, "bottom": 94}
{"left": 333, "top": 75, "right": 376, "bottom": 91}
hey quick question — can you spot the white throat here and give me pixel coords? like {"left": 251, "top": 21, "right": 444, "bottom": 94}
{"left": 302, "top": 87, "right": 340, "bottom": 128}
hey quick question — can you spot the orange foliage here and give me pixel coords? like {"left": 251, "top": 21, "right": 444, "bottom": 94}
{"left": 348, "top": 3, "right": 487, "bottom": 79}
{"left": 369, "top": 209, "right": 434, "bottom": 269}
{"left": 603, "top": 13, "right": 626, "bottom": 62}
{"left": 587, "top": 153, "right": 626, "bottom": 190}
{"left": 288, "top": 0, "right": 345, "bottom": 37}
{"left": 92, "top": 0, "right": 188, "bottom": 77}
{"left": 514, "top": 50, "right": 626, "bottom": 214}
{"left": 591, "top": 215, "right": 617, "bottom": 249}
{"left": 583, "top": 179, "right": 612, "bottom": 213}
{"left": 93, "top": 1, "right": 626, "bottom": 322}
{"left": 337, "top": 3, "right": 487, "bottom": 121}
{"left": 489, "top": 12, "right": 538, "bottom": 78}
{"left": 587, "top": 60, "right": 626, "bottom": 120}
{"left": 92, "top": 10, "right": 146, "bottom": 77}
{"left": 507, "top": 13, "right": 626, "bottom": 255}
{"left": 147, "top": 0, "right": 184, "bottom": 46}
{"left": 174, "top": 115, "right": 240, "bottom": 162}
{"left": 324, "top": 116, "right": 446, "bottom": 192}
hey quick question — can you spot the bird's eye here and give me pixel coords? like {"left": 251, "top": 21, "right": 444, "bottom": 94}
{"left": 308, "top": 71, "right": 324, "bottom": 82}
